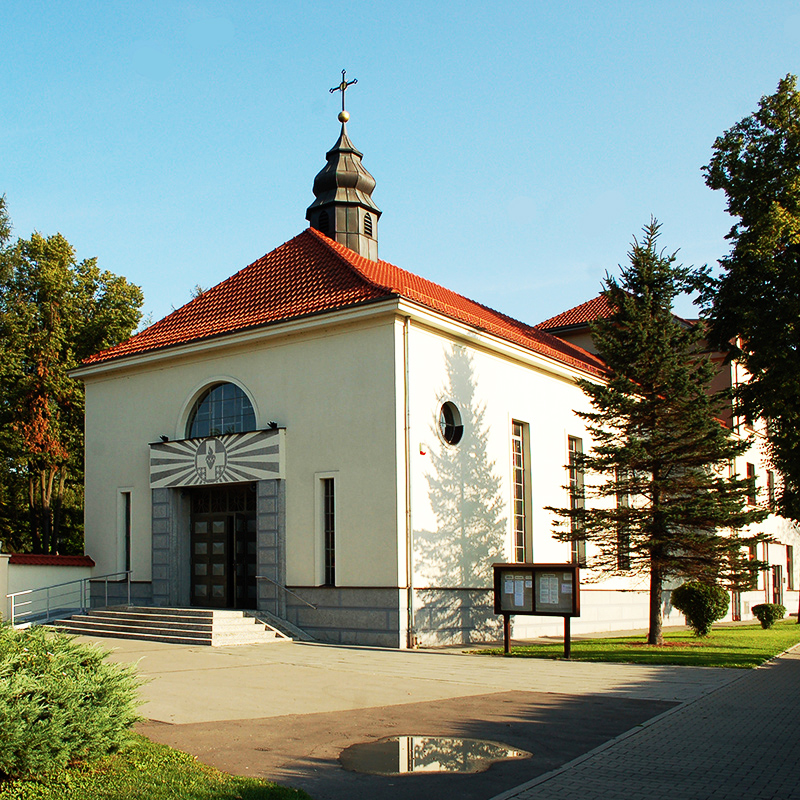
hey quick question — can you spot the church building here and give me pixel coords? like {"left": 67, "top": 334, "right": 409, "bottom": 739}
{"left": 73, "top": 87, "right": 798, "bottom": 646}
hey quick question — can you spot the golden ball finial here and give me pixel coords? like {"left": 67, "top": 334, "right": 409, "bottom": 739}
{"left": 338, "top": 110, "right": 350, "bottom": 123}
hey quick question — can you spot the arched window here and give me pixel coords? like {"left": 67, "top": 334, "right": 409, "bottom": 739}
{"left": 363, "top": 213, "right": 373, "bottom": 237}
{"left": 187, "top": 383, "right": 256, "bottom": 438}
{"left": 318, "top": 210, "right": 330, "bottom": 234}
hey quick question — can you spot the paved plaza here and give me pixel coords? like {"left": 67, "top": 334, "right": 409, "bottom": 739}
{"left": 84, "top": 634, "right": 800, "bottom": 799}
{"left": 493, "top": 648, "right": 800, "bottom": 800}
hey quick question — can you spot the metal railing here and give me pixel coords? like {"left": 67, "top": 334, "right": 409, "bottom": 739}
{"left": 6, "top": 570, "right": 132, "bottom": 628}
{"left": 256, "top": 575, "right": 317, "bottom": 609}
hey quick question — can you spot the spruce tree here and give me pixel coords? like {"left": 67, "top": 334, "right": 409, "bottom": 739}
{"left": 549, "top": 221, "right": 766, "bottom": 644}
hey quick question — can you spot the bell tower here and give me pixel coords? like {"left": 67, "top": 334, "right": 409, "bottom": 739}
{"left": 306, "top": 71, "right": 381, "bottom": 261}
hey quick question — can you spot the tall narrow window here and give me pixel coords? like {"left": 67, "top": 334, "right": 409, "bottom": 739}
{"left": 767, "top": 470, "right": 776, "bottom": 511}
{"left": 788, "top": 545, "right": 795, "bottom": 592}
{"left": 746, "top": 463, "right": 757, "bottom": 505}
{"left": 363, "top": 213, "right": 373, "bottom": 237}
{"left": 568, "top": 436, "right": 586, "bottom": 565}
{"left": 117, "top": 490, "right": 132, "bottom": 576}
{"left": 122, "top": 492, "right": 131, "bottom": 574}
{"left": 511, "top": 422, "right": 526, "bottom": 562}
{"left": 323, "top": 478, "right": 336, "bottom": 586}
{"left": 748, "top": 543, "right": 759, "bottom": 590}
{"left": 615, "top": 468, "right": 631, "bottom": 570}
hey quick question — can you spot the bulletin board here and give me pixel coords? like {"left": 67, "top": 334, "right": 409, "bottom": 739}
{"left": 493, "top": 563, "right": 580, "bottom": 617}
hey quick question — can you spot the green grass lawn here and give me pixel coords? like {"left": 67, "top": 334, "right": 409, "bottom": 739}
{"left": 0, "top": 734, "right": 312, "bottom": 800}
{"left": 471, "top": 619, "right": 800, "bottom": 668}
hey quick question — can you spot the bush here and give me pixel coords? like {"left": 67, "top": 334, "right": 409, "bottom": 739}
{"left": 670, "top": 581, "right": 730, "bottom": 636}
{"left": 0, "top": 624, "right": 142, "bottom": 778}
{"left": 751, "top": 603, "right": 786, "bottom": 629}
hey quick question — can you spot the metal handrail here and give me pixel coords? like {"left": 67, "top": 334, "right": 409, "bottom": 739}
{"left": 255, "top": 575, "right": 317, "bottom": 609}
{"left": 6, "top": 570, "right": 132, "bottom": 627}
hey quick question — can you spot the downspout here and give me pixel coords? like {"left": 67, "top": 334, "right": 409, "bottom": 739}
{"left": 404, "top": 315, "right": 415, "bottom": 648}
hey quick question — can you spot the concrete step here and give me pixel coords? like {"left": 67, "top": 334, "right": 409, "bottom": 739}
{"left": 54, "top": 605, "right": 291, "bottom": 646}
{"left": 104, "top": 606, "right": 246, "bottom": 619}
{"left": 77, "top": 612, "right": 216, "bottom": 631}
{"left": 53, "top": 625, "right": 214, "bottom": 646}
{"left": 58, "top": 617, "right": 213, "bottom": 639}
{"left": 82, "top": 611, "right": 270, "bottom": 632}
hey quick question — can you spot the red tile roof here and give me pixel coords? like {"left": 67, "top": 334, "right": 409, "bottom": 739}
{"left": 9, "top": 554, "right": 96, "bottom": 567}
{"left": 539, "top": 293, "right": 696, "bottom": 332}
{"left": 83, "top": 228, "right": 604, "bottom": 376}
{"left": 538, "top": 294, "right": 614, "bottom": 330}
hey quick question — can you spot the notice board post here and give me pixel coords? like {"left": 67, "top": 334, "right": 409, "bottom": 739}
{"left": 493, "top": 564, "right": 580, "bottom": 658}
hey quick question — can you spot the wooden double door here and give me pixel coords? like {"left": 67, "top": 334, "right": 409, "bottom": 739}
{"left": 190, "top": 485, "right": 257, "bottom": 609}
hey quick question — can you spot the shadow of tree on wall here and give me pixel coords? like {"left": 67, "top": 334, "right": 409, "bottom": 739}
{"left": 414, "top": 346, "right": 507, "bottom": 645}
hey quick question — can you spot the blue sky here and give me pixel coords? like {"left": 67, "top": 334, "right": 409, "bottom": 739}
{"left": 2, "top": 1, "right": 798, "bottom": 328}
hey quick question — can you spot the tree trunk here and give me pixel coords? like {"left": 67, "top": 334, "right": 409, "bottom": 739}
{"left": 648, "top": 561, "right": 664, "bottom": 645}
{"left": 40, "top": 469, "right": 55, "bottom": 555}
{"left": 52, "top": 468, "right": 66, "bottom": 554}
{"left": 28, "top": 473, "right": 42, "bottom": 553}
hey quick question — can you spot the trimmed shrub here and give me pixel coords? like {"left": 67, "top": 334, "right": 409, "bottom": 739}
{"left": 751, "top": 603, "right": 786, "bottom": 629}
{"left": 0, "top": 624, "right": 142, "bottom": 778}
{"left": 670, "top": 581, "right": 730, "bottom": 636}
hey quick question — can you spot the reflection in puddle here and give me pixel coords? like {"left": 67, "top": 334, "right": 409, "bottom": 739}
{"left": 339, "top": 736, "right": 531, "bottom": 775}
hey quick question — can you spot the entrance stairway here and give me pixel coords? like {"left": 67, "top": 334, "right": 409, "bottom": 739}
{"left": 54, "top": 606, "right": 292, "bottom": 646}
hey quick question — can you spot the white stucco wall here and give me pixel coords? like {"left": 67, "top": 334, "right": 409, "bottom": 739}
{"left": 404, "top": 323, "right": 597, "bottom": 589}
{"left": 81, "top": 314, "right": 401, "bottom": 588}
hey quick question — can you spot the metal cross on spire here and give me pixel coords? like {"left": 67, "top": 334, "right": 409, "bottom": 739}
{"left": 330, "top": 69, "right": 357, "bottom": 122}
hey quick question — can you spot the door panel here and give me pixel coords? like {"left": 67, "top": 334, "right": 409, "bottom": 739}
{"left": 192, "top": 514, "right": 232, "bottom": 608}
{"left": 233, "top": 513, "right": 258, "bottom": 608}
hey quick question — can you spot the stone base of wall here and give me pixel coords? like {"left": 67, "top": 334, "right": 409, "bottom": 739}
{"left": 412, "top": 587, "right": 501, "bottom": 647}
{"left": 89, "top": 581, "right": 153, "bottom": 608}
{"left": 285, "top": 587, "right": 401, "bottom": 647}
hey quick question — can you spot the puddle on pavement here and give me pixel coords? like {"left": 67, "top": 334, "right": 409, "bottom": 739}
{"left": 339, "top": 736, "right": 531, "bottom": 775}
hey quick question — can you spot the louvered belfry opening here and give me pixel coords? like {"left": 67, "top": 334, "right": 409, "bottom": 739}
{"left": 306, "top": 121, "right": 381, "bottom": 261}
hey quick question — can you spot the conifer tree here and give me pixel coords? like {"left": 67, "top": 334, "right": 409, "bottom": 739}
{"left": 549, "top": 221, "right": 766, "bottom": 644}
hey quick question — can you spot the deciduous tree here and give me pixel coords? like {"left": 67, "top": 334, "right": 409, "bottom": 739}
{"left": 0, "top": 198, "right": 143, "bottom": 553}
{"left": 548, "top": 221, "right": 766, "bottom": 644}
{"left": 702, "top": 74, "right": 800, "bottom": 522}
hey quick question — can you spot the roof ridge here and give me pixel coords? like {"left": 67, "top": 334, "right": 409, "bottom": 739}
{"left": 304, "top": 227, "right": 398, "bottom": 296}
{"left": 310, "top": 229, "right": 604, "bottom": 372}
{"left": 312, "top": 228, "right": 564, "bottom": 337}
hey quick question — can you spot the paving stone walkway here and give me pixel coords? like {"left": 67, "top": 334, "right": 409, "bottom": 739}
{"left": 492, "top": 649, "right": 800, "bottom": 800}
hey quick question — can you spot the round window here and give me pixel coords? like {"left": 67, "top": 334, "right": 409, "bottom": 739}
{"left": 439, "top": 402, "right": 463, "bottom": 445}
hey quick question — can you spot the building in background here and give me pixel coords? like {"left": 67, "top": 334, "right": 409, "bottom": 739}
{"left": 541, "top": 298, "right": 800, "bottom": 623}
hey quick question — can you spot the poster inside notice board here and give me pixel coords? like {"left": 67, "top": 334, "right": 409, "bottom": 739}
{"left": 496, "top": 570, "right": 534, "bottom": 613}
{"left": 533, "top": 570, "right": 574, "bottom": 614}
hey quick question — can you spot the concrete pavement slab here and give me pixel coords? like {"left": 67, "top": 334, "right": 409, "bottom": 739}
{"left": 92, "top": 637, "right": 740, "bottom": 724}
